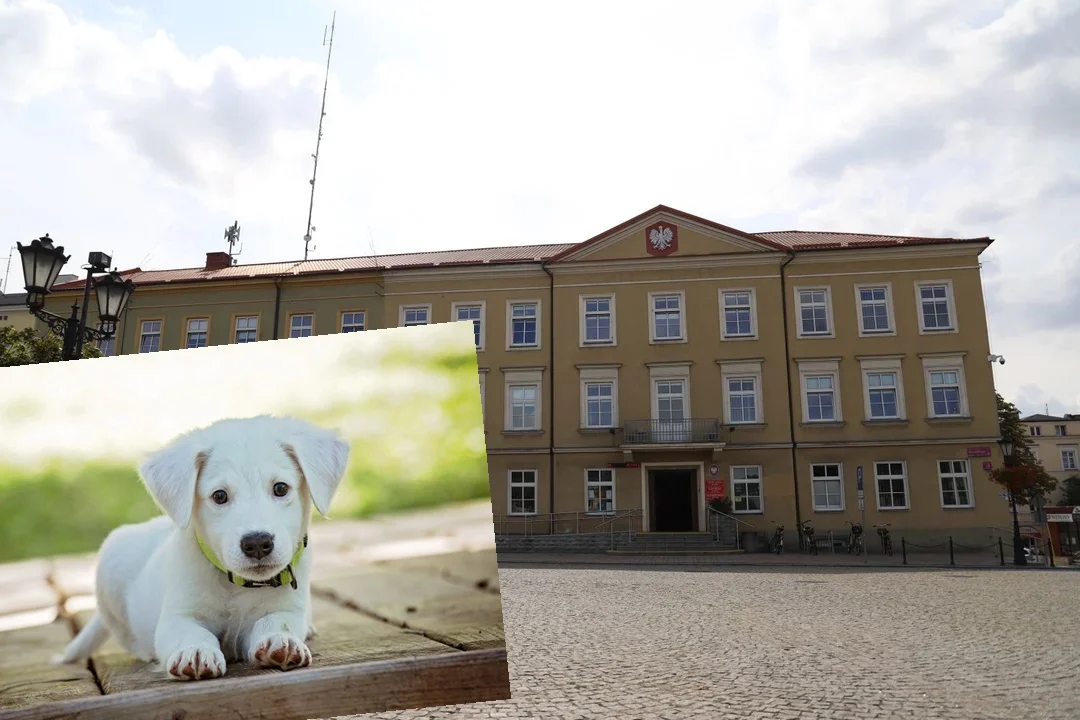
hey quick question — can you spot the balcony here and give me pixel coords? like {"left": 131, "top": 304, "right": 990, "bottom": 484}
{"left": 620, "top": 418, "right": 729, "bottom": 459}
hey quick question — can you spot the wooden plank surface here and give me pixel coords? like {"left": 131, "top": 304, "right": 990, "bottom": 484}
{"left": 73, "top": 596, "right": 459, "bottom": 695}
{"left": 0, "top": 560, "right": 56, "bottom": 616}
{"left": 0, "top": 619, "right": 102, "bottom": 711}
{"left": 0, "top": 648, "right": 510, "bottom": 720}
{"left": 375, "top": 549, "right": 502, "bottom": 593}
{"left": 315, "top": 550, "right": 506, "bottom": 651}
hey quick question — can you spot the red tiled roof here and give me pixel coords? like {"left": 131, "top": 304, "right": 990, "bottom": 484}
{"left": 48, "top": 207, "right": 992, "bottom": 291}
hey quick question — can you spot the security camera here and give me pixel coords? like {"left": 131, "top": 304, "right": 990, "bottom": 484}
{"left": 988, "top": 353, "right": 1005, "bottom": 365}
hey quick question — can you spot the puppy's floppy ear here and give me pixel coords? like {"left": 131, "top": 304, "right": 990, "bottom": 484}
{"left": 138, "top": 435, "right": 209, "bottom": 529}
{"left": 280, "top": 419, "right": 350, "bottom": 518}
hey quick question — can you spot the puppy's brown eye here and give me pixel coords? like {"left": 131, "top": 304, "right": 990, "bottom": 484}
{"left": 211, "top": 490, "right": 228, "bottom": 505}
{"left": 273, "top": 482, "right": 289, "bottom": 498}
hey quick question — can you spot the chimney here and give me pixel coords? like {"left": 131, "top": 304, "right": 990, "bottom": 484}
{"left": 205, "top": 252, "right": 232, "bottom": 271}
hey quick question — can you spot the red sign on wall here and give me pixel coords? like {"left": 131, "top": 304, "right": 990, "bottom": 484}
{"left": 705, "top": 479, "right": 726, "bottom": 501}
{"left": 967, "top": 447, "right": 992, "bottom": 457}
{"left": 644, "top": 221, "right": 679, "bottom": 257}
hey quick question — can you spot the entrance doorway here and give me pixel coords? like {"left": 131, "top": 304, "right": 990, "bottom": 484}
{"left": 648, "top": 468, "right": 698, "bottom": 532}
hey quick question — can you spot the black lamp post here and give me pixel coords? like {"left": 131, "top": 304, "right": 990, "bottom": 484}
{"left": 16, "top": 234, "right": 136, "bottom": 361}
{"left": 997, "top": 438, "right": 1027, "bottom": 567}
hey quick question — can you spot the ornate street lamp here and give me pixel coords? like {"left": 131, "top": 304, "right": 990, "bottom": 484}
{"left": 997, "top": 437, "right": 1027, "bottom": 567}
{"left": 16, "top": 234, "right": 136, "bottom": 361}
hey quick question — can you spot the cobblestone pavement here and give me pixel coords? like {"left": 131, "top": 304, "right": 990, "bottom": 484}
{"left": 340, "top": 567, "right": 1080, "bottom": 720}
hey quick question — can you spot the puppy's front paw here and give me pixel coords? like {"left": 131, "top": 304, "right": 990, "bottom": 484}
{"left": 251, "top": 634, "right": 311, "bottom": 671}
{"left": 165, "top": 646, "right": 226, "bottom": 681}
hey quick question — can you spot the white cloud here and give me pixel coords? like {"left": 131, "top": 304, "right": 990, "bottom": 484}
{"left": 0, "top": 0, "right": 1078, "bottom": 413}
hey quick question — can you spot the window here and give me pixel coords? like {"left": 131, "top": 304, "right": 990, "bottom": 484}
{"left": 507, "top": 301, "right": 540, "bottom": 348}
{"left": 798, "top": 360, "right": 842, "bottom": 424}
{"left": 811, "top": 463, "right": 844, "bottom": 511}
{"left": 341, "top": 311, "right": 365, "bottom": 333}
{"left": 289, "top": 314, "right": 313, "bottom": 338}
{"left": 922, "top": 356, "right": 968, "bottom": 419}
{"left": 580, "top": 295, "right": 615, "bottom": 345}
{"left": 915, "top": 281, "right": 957, "bottom": 333}
{"left": 400, "top": 305, "right": 430, "bottom": 327}
{"left": 855, "top": 284, "right": 894, "bottom": 335}
{"left": 139, "top": 320, "right": 162, "bottom": 353}
{"left": 727, "top": 378, "right": 758, "bottom": 423}
{"left": 97, "top": 336, "right": 115, "bottom": 357}
{"left": 720, "top": 289, "right": 757, "bottom": 340}
{"left": 508, "top": 470, "right": 537, "bottom": 515}
{"left": 452, "top": 302, "right": 484, "bottom": 350}
{"left": 795, "top": 287, "right": 833, "bottom": 338}
{"left": 1062, "top": 448, "right": 1078, "bottom": 471}
{"left": 185, "top": 318, "right": 209, "bottom": 348}
{"left": 579, "top": 366, "right": 619, "bottom": 428}
{"left": 731, "top": 466, "right": 762, "bottom": 513}
{"left": 656, "top": 380, "right": 686, "bottom": 421}
{"left": 939, "top": 460, "right": 973, "bottom": 508}
{"left": 1030, "top": 425, "right": 1042, "bottom": 436}
{"left": 585, "top": 469, "right": 615, "bottom": 514}
{"left": 649, "top": 292, "right": 685, "bottom": 342}
{"left": 234, "top": 316, "right": 258, "bottom": 343}
{"left": 874, "top": 461, "right": 908, "bottom": 510}
{"left": 1055, "top": 425, "right": 1067, "bottom": 436}
{"left": 503, "top": 368, "right": 543, "bottom": 431}
{"left": 859, "top": 358, "right": 906, "bottom": 421}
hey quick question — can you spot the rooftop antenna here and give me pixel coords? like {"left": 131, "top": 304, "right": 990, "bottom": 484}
{"left": 1, "top": 245, "right": 12, "bottom": 294}
{"left": 304, "top": 11, "right": 336, "bottom": 261}
{"left": 224, "top": 220, "right": 243, "bottom": 265}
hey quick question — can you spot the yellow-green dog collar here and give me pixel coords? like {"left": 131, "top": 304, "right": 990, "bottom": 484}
{"left": 196, "top": 533, "right": 308, "bottom": 590}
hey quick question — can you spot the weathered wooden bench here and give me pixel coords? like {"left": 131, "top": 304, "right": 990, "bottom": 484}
{"left": 0, "top": 545, "right": 509, "bottom": 719}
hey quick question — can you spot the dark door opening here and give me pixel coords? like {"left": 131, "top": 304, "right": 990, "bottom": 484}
{"left": 649, "top": 469, "right": 697, "bottom": 532}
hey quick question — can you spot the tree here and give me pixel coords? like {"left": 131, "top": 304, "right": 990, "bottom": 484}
{"left": 0, "top": 326, "right": 102, "bottom": 367}
{"left": 1062, "top": 475, "right": 1080, "bottom": 506}
{"left": 989, "top": 392, "right": 1057, "bottom": 504}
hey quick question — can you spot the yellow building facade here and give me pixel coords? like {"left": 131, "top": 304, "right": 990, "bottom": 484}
{"left": 44, "top": 206, "right": 1011, "bottom": 546}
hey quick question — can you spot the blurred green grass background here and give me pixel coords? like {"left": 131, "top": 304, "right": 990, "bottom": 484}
{"left": 0, "top": 340, "right": 490, "bottom": 563}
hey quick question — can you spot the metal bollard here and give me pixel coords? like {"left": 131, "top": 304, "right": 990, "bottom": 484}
{"left": 949, "top": 537, "right": 955, "bottom": 566}
{"left": 902, "top": 537, "right": 907, "bottom": 565}
{"left": 999, "top": 537, "right": 1004, "bottom": 566}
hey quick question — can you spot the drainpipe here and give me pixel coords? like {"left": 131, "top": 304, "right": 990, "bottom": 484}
{"left": 541, "top": 262, "right": 556, "bottom": 536}
{"left": 778, "top": 251, "right": 803, "bottom": 548}
{"left": 271, "top": 279, "right": 283, "bottom": 340}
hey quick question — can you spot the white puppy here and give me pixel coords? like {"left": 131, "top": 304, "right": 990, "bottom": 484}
{"left": 57, "top": 415, "right": 350, "bottom": 681}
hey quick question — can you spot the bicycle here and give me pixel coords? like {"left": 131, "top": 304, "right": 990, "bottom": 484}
{"left": 769, "top": 521, "right": 785, "bottom": 554}
{"left": 873, "top": 523, "right": 892, "bottom": 556}
{"left": 799, "top": 519, "right": 818, "bottom": 555}
{"left": 846, "top": 521, "right": 864, "bottom": 556}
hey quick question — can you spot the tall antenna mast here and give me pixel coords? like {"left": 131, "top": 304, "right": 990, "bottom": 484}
{"left": 303, "top": 10, "right": 336, "bottom": 261}
{"left": 224, "top": 221, "right": 243, "bottom": 265}
{"left": 1, "top": 246, "right": 12, "bottom": 294}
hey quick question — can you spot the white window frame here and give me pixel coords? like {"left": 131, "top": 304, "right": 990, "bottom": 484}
{"left": 97, "top": 335, "right": 115, "bottom": 357}
{"left": 139, "top": 320, "right": 162, "bottom": 353}
{"left": 922, "top": 355, "right": 969, "bottom": 419}
{"left": 451, "top": 301, "right": 486, "bottom": 351}
{"left": 507, "top": 469, "right": 538, "bottom": 515}
{"left": 914, "top": 279, "right": 958, "bottom": 334}
{"left": 859, "top": 357, "right": 906, "bottom": 421}
{"left": 719, "top": 288, "right": 758, "bottom": 341}
{"left": 477, "top": 369, "right": 488, "bottom": 424}
{"left": 289, "top": 313, "right": 314, "bottom": 338}
{"left": 648, "top": 290, "right": 687, "bottom": 344}
{"left": 794, "top": 286, "right": 835, "bottom": 339}
{"left": 503, "top": 368, "right": 543, "bottom": 432}
{"left": 506, "top": 299, "right": 542, "bottom": 350}
{"left": 730, "top": 465, "right": 763, "bottom": 514}
{"left": 340, "top": 311, "right": 366, "bottom": 333}
{"left": 719, "top": 360, "right": 764, "bottom": 425}
{"left": 579, "top": 365, "right": 619, "bottom": 429}
{"left": 234, "top": 315, "right": 259, "bottom": 343}
{"left": 854, "top": 282, "right": 896, "bottom": 337}
{"left": 1062, "top": 447, "right": 1079, "bottom": 472}
{"left": 649, "top": 363, "right": 692, "bottom": 420}
{"left": 1055, "top": 425, "right": 1067, "bottom": 436}
{"left": 873, "top": 460, "right": 909, "bottom": 511}
{"left": 1030, "top": 425, "right": 1042, "bottom": 436}
{"left": 584, "top": 468, "right": 616, "bottom": 515}
{"left": 579, "top": 294, "right": 617, "bottom": 347}
{"left": 399, "top": 304, "right": 432, "bottom": 328}
{"left": 810, "top": 462, "right": 845, "bottom": 512}
{"left": 797, "top": 359, "right": 842, "bottom": 424}
{"left": 185, "top": 318, "right": 209, "bottom": 348}
{"left": 938, "top": 459, "right": 974, "bottom": 509}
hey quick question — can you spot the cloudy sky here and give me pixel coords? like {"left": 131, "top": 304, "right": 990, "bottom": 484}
{"left": 1, "top": 0, "right": 1077, "bottom": 415}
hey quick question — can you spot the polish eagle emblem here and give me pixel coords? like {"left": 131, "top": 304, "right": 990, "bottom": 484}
{"left": 649, "top": 225, "right": 674, "bottom": 251}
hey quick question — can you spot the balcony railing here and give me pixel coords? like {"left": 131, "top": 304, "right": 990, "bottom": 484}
{"left": 622, "top": 418, "right": 727, "bottom": 445}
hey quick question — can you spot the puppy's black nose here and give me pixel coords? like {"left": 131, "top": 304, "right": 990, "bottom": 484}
{"left": 240, "top": 532, "right": 275, "bottom": 560}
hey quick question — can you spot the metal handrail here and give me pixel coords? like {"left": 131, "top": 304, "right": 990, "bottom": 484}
{"left": 622, "top": 418, "right": 727, "bottom": 445}
{"left": 595, "top": 508, "right": 643, "bottom": 550}
{"left": 706, "top": 506, "right": 756, "bottom": 550}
